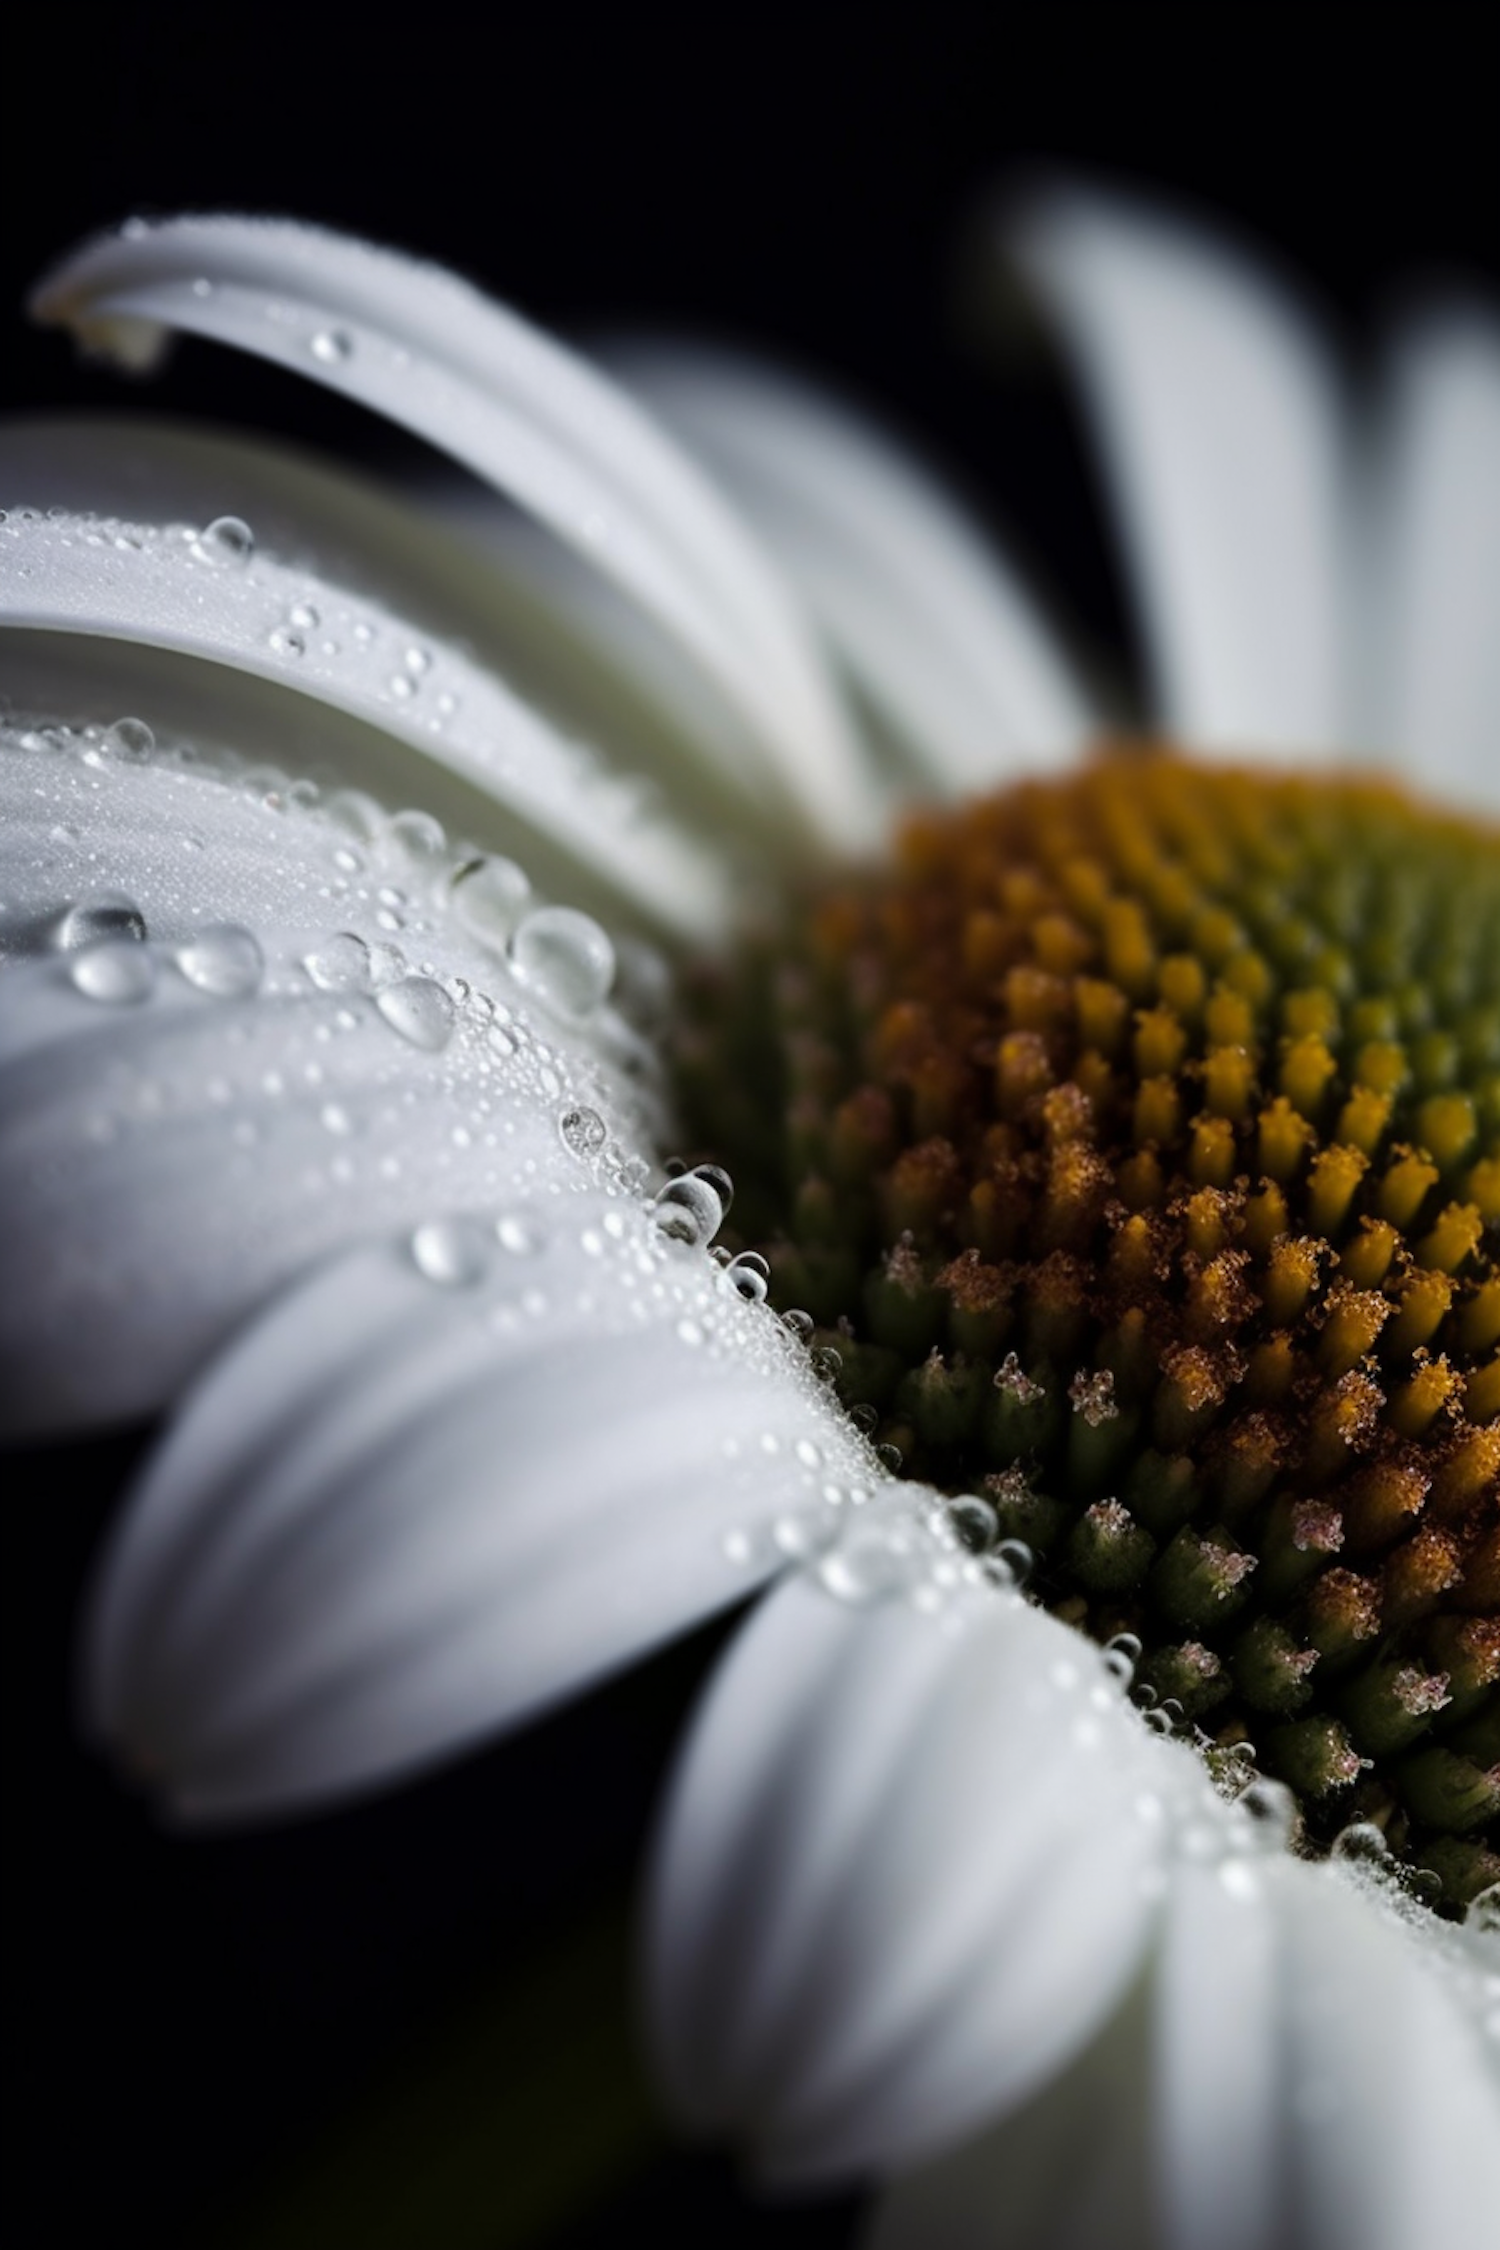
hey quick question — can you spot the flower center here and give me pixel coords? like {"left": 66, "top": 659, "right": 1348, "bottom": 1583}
{"left": 676, "top": 753, "right": 1500, "bottom": 1912}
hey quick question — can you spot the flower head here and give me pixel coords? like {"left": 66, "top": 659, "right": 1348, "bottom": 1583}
{"left": 3, "top": 185, "right": 1497, "bottom": 2245}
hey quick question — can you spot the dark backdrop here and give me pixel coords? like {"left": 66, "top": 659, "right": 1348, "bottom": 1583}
{"left": 5, "top": 12, "right": 1497, "bottom": 2248}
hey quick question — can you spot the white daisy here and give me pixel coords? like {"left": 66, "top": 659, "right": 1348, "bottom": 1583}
{"left": 3, "top": 185, "right": 1497, "bottom": 2250}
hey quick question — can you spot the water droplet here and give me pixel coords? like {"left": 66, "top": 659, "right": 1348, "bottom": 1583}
{"left": 376, "top": 977, "right": 455, "bottom": 1051}
{"left": 304, "top": 932, "right": 372, "bottom": 993}
{"left": 269, "top": 627, "right": 305, "bottom": 658}
{"left": 781, "top": 1309, "right": 814, "bottom": 1342}
{"left": 817, "top": 1534, "right": 910, "bottom": 1605}
{"left": 991, "top": 1538, "right": 1034, "bottom": 1587}
{"left": 1332, "top": 1821, "right": 1391, "bottom": 1870}
{"left": 690, "top": 1163, "right": 734, "bottom": 1219}
{"left": 193, "top": 514, "right": 253, "bottom": 566}
{"left": 385, "top": 808, "right": 447, "bottom": 881}
{"left": 450, "top": 855, "right": 530, "bottom": 947}
{"left": 723, "top": 1251, "right": 769, "bottom": 1303}
{"left": 104, "top": 715, "right": 154, "bottom": 763}
{"left": 676, "top": 1317, "right": 704, "bottom": 1347}
{"left": 410, "top": 1218, "right": 490, "bottom": 1287}
{"left": 289, "top": 600, "right": 320, "bottom": 630}
{"left": 794, "top": 1438, "right": 823, "bottom": 1469}
{"left": 404, "top": 646, "right": 431, "bottom": 676}
{"left": 310, "top": 327, "right": 354, "bottom": 363}
{"left": 1101, "top": 1632, "right": 1143, "bottom": 1689}
{"left": 53, "top": 892, "right": 148, "bottom": 950}
{"left": 652, "top": 1171, "right": 725, "bottom": 1248}
{"left": 943, "top": 1495, "right": 1000, "bottom": 1554}
{"left": 175, "top": 924, "right": 263, "bottom": 997}
{"left": 1217, "top": 1856, "right": 1261, "bottom": 1902}
{"left": 559, "top": 1106, "right": 607, "bottom": 1158}
{"left": 774, "top": 1506, "right": 838, "bottom": 1561}
{"left": 69, "top": 939, "right": 156, "bottom": 1004}
{"left": 1466, "top": 1883, "right": 1500, "bottom": 1935}
{"left": 848, "top": 1401, "right": 879, "bottom": 1434}
{"left": 1237, "top": 1777, "right": 1297, "bottom": 1851}
{"left": 510, "top": 907, "right": 615, "bottom": 1018}
{"left": 325, "top": 789, "right": 385, "bottom": 842}
{"left": 496, "top": 1214, "right": 542, "bottom": 1256}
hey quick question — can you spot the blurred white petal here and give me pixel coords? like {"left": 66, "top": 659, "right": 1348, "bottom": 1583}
{"left": 0, "top": 417, "right": 785, "bottom": 842}
{"left": 609, "top": 345, "right": 1097, "bottom": 789}
{"left": 1009, "top": 185, "right": 1353, "bottom": 752}
{"left": 86, "top": 1201, "right": 879, "bottom": 1820}
{"left": 33, "top": 215, "right": 873, "bottom": 849}
{"left": 0, "top": 510, "right": 726, "bottom": 938}
{"left": 1363, "top": 303, "right": 1500, "bottom": 807}
{"left": 649, "top": 1562, "right": 1163, "bottom": 2181}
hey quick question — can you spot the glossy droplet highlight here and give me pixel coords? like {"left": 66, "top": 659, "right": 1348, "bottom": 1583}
{"left": 104, "top": 715, "right": 154, "bottom": 764}
{"left": 304, "top": 933, "right": 373, "bottom": 993}
{"left": 54, "top": 893, "right": 148, "bottom": 950}
{"left": 385, "top": 810, "right": 447, "bottom": 880}
{"left": 69, "top": 940, "right": 156, "bottom": 1004}
{"left": 175, "top": 925, "right": 263, "bottom": 998}
{"left": 559, "top": 1106, "right": 607, "bottom": 1158}
{"left": 310, "top": 328, "right": 354, "bottom": 363}
{"left": 410, "top": 1218, "right": 490, "bottom": 1287}
{"left": 510, "top": 907, "right": 615, "bottom": 1018}
{"left": 193, "top": 515, "right": 253, "bottom": 566}
{"left": 450, "top": 855, "right": 531, "bottom": 946}
{"left": 376, "top": 977, "right": 455, "bottom": 1052}
{"left": 652, "top": 1168, "right": 727, "bottom": 1248}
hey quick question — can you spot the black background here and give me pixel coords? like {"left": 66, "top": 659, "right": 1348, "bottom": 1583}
{"left": 5, "top": 11, "right": 1497, "bottom": 2248}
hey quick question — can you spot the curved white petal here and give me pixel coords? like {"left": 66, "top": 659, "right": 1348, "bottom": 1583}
{"left": 871, "top": 1849, "right": 1500, "bottom": 2250}
{"left": 648, "top": 1563, "right": 1163, "bottom": 2182}
{"left": 0, "top": 719, "right": 665, "bottom": 1433}
{"left": 0, "top": 416, "right": 782, "bottom": 841}
{"left": 0, "top": 510, "right": 727, "bottom": 939}
{"left": 609, "top": 345, "right": 1097, "bottom": 788}
{"left": 86, "top": 1199, "right": 880, "bottom": 1821}
{"left": 866, "top": 1972, "right": 1155, "bottom": 2250}
{"left": 1008, "top": 186, "right": 1353, "bottom": 753}
{"left": 33, "top": 215, "right": 873, "bottom": 848}
{"left": 1364, "top": 303, "right": 1500, "bottom": 807}
{"left": 1156, "top": 1855, "right": 1500, "bottom": 2250}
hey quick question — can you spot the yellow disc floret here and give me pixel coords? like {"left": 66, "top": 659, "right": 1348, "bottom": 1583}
{"left": 678, "top": 754, "right": 1500, "bottom": 1910}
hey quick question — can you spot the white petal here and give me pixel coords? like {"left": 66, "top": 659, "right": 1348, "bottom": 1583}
{"left": 1009, "top": 186, "right": 1353, "bottom": 752}
{"left": 0, "top": 510, "right": 727, "bottom": 940}
{"left": 609, "top": 344, "right": 1097, "bottom": 789}
{"left": 0, "top": 416, "right": 780, "bottom": 842}
{"left": 0, "top": 725, "right": 661, "bottom": 1433}
{"left": 1156, "top": 1854, "right": 1500, "bottom": 2250}
{"left": 33, "top": 216, "right": 874, "bottom": 848}
{"left": 85, "top": 1198, "right": 879, "bottom": 1820}
{"left": 866, "top": 1972, "right": 1155, "bottom": 2250}
{"left": 648, "top": 1565, "right": 1162, "bottom": 2181}
{"left": 1363, "top": 303, "right": 1500, "bottom": 807}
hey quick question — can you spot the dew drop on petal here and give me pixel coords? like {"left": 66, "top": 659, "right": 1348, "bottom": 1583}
{"left": 310, "top": 327, "right": 354, "bottom": 363}
{"left": 103, "top": 715, "right": 154, "bottom": 764}
{"left": 1102, "top": 1631, "right": 1143, "bottom": 1689}
{"left": 54, "top": 892, "right": 148, "bottom": 950}
{"left": 723, "top": 1251, "right": 769, "bottom": 1302}
{"left": 652, "top": 1171, "right": 725, "bottom": 1248}
{"left": 510, "top": 907, "right": 615, "bottom": 1018}
{"left": 193, "top": 515, "right": 253, "bottom": 566}
{"left": 496, "top": 1213, "right": 542, "bottom": 1256}
{"left": 774, "top": 1506, "right": 838, "bottom": 1560}
{"left": 1331, "top": 1821, "right": 1392, "bottom": 1870}
{"left": 376, "top": 976, "right": 455, "bottom": 1051}
{"left": 1236, "top": 1776, "right": 1297, "bottom": 1851}
{"left": 943, "top": 1494, "right": 1000, "bottom": 1554}
{"left": 558, "top": 1106, "right": 607, "bottom": 1158}
{"left": 175, "top": 924, "right": 263, "bottom": 997}
{"left": 1465, "top": 1883, "right": 1500, "bottom": 1935}
{"left": 269, "top": 627, "right": 305, "bottom": 659}
{"left": 69, "top": 939, "right": 156, "bottom": 1004}
{"left": 410, "top": 1218, "right": 490, "bottom": 1287}
{"left": 385, "top": 809, "right": 447, "bottom": 879}
{"left": 451, "top": 855, "right": 530, "bottom": 946}
{"left": 304, "top": 932, "right": 373, "bottom": 993}
{"left": 325, "top": 789, "right": 385, "bottom": 843}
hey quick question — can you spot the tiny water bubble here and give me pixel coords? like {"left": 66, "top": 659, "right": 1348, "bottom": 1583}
{"left": 848, "top": 1401, "right": 879, "bottom": 1434}
{"left": 817, "top": 1535, "right": 909, "bottom": 1605}
{"left": 451, "top": 855, "right": 531, "bottom": 946}
{"left": 104, "top": 715, "right": 154, "bottom": 764}
{"left": 69, "top": 939, "right": 156, "bottom": 1005}
{"left": 385, "top": 809, "right": 447, "bottom": 880}
{"left": 1466, "top": 1883, "right": 1500, "bottom": 1936}
{"left": 992, "top": 1538, "right": 1034, "bottom": 1587}
{"left": 175, "top": 924, "right": 264, "bottom": 998}
{"left": 1331, "top": 1821, "right": 1392, "bottom": 1871}
{"left": 944, "top": 1495, "right": 1000, "bottom": 1555}
{"left": 722, "top": 1251, "right": 770, "bottom": 1303}
{"left": 310, "top": 328, "right": 354, "bottom": 364}
{"left": 410, "top": 1218, "right": 490, "bottom": 1287}
{"left": 1236, "top": 1777, "right": 1297, "bottom": 1851}
{"left": 781, "top": 1309, "right": 814, "bottom": 1342}
{"left": 289, "top": 600, "right": 320, "bottom": 630}
{"left": 510, "top": 907, "right": 615, "bottom": 1018}
{"left": 1102, "top": 1632, "right": 1143, "bottom": 1689}
{"left": 304, "top": 932, "right": 373, "bottom": 993}
{"left": 496, "top": 1213, "right": 543, "bottom": 1256}
{"left": 376, "top": 976, "right": 455, "bottom": 1052}
{"left": 774, "top": 1506, "right": 839, "bottom": 1561}
{"left": 193, "top": 515, "right": 253, "bottom": 567}
{"left": 652, "top": 1171, "right": 725, "bottom": 1249}
{"left": 325, "top": 789, "right": 385, "bottom": 843}
{"left": 269, "top": 627, "right": 306, "bottom": 659}
{"left": 559, "top": 1106, "right": 607, "bottom": 1158}
{"left": 53, "top": 892, "right": 148, "bottom": 950}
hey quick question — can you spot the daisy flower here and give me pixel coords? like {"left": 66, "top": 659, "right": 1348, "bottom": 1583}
{"left": 3, "top": 186, "right": 1497, "bottom": 2249}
